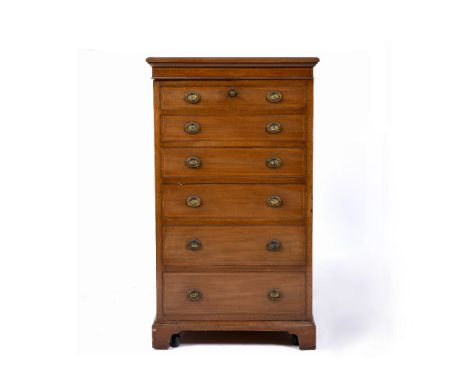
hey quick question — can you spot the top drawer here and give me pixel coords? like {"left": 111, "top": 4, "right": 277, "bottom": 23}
{"left": 159, "top": 81, "right": 307, "bottom": 112}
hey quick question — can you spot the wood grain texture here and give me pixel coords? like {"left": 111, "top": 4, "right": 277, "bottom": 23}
{"left": 163, "top": 272, "right": 306, "bottom": 316}
{"left": 161, "top": 148, "right": 305, "bottom": 178}
{"left": 151, "top": 67, "right": 313, "bottom": 79}
{"left": 152, "top": 320, "right": 315, "bottom": 350}
{"left": 148, "top": 57, "right": 317, "bottom": 350}
{"left": 146, "top": 57, "right": 320, "bottom": 66}
{"left": 161, "top": 115, "right": 305, "bottom": 142}
{"left": 161, "top": 184, "right": 305, "bottom": 220}
{"left": 153, "top": 80, "right": 164, "bottom": 322}
{"left": 305, "top": 79, "right": 314, "bottom": 321}
{"left": 162, "top": 225, "right": 305, "bottom": 266}
{"left": 160, "top": 81, "right": 306, "bottom": 111}
{"left": 161, "top": 176, "right": 306, "bottom": 184}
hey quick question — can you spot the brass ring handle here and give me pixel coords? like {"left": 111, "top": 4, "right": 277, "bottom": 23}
{"left": 266, "top": 122, "right": 282, "bottom": 134}
{"left": 185, "top": 121, "right": 201, "bottom": 134}
{"left": 186, "top": 239, "right": 202, "bottom": 251}
{"left": 266, "top": 91, "right": 283, "bottom": 103}
{"left": 184, "top": 91, "right": 201, "bottom": 104}
{"left": 266, "top": 157, "right": 282, "bottom": 169}
{"left": 266, "top": 195, "right": 283, "bottom": 208}
{"left": 228, "top": 88, "right": 238, "bottom": 97}
{"left": 267, "top": 289, "right": 281, "bottom": 301}
{"left": 185, "top": 156, "right": 202, "bottom": 168}
{"left": 266, "top": 239, "right": 282, "bottom": 252}
{"left": 186, "top": 195, "right": 202, "bottom": 208}
{"left": 187, "top": 289, "right": 202, "bottom": 301}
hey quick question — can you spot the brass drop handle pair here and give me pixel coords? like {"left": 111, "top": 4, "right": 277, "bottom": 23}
{"left": 184, "top": 90, "right": 283, "bottom": 103}
{"left": 185, "top": 121, "right": 281, "bottom": 135}
{"left": 185, "top": 239, "right": 280, "bottom": 251}
{"left": 186, "top": 288, "right": 282, "bottom": 301}
{"left": 186, "top": 195, "right": 282, "bottom": 208}
{"left": 185, "top": 157, "right": 281, "bottom": 168}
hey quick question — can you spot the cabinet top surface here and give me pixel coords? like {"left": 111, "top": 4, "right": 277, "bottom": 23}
{"left": 146, "top": 57, "right": 319, "bottom": 67}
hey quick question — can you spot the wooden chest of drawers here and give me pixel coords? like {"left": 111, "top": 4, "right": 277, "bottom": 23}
{"left": 146, "top": 57, "right": 319, "bottom": 349}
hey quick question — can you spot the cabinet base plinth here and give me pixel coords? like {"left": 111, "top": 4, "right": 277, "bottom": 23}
{"left": 152, "top": 320, "right": 316, "bottom": 350}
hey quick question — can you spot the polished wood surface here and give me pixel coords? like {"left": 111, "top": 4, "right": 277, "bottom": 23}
{"left": 151, "top": 67, "right": 314, "bottom": 80}
{"left": 161, "top": 115, "right": 305, "bottom": 142}
{"left": 146, "top": 57, "right": 320, "bottom": 65}
{"left": 148, "top": 57, "right": 318, "bottom": 350}
{"left": 160, "top": 82, "right": 307, "bottom": 111}
{"left": 161, "top": 148, "right": 305, "bottom": 178}
{"left": 163, "top": 272, "right": 306, "bottom": 316}
{"left": 152, "top": 321, "right": 316, "bottom": 350}
{"left": 147, "top": 57, "right": 319, "bottom": 80}
{"left": 161, "top": 184, "right": 305, "bottom": 220}
{"left": 163, "top": 225, "right": 305, "bottom": 266}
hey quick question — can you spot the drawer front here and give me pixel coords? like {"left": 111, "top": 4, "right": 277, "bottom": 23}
{"left": 163, "top": 226, "right": 305, "bottom": 266}
{"left": 161, "top": 115, "right": 305, "bottom": 142}
{"left": 163, "top": 272, "right": 306, "bottom": 315}
{"left": 161, "top": 148, "right": 305, "bottom": 178}
{"left": 160, "top": 84, "right": 306, "bottom": 111}
{"left": 162, "top": 184, "right": 305, "bottom": 220}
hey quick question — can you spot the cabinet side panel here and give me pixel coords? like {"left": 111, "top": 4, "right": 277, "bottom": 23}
{"left": 305, "top": 79, "right": 314, "bottom": 321}
{"left": 153, "top": 80, "right": 163, "bottom": 321}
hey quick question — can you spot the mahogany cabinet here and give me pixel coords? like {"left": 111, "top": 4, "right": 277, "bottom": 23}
{"left": 146, "top": 57, "right": 319, "bottom": 349}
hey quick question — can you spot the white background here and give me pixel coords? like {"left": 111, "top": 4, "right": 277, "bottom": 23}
{"left": 1, "top": 0, "right": 468, "bottom": 381}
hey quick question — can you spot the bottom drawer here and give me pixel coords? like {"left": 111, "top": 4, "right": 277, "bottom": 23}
{"left": 163, "top": 272, "right": 305, "bottom": 316}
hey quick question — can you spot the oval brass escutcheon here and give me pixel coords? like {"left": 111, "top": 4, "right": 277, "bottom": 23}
{"left": 266, "top": 239, "right": 282, "bottom": 252}
{"left": 267, "top": 289, "right": 281, "bottom": 301}
{"left": 186, "top": 195, "right": 202, "bottom": 208}
{"left": 187, "top": 289, "right": 202, "bottom": 301}
{"left": 266, "top": 91, "right": 283, "bottom": 103}
{"left": 184, "top": 91, "right": 201, "bottom": 104}
{"left": 266, "top": 195, "right": 283, "bottom": 208}
{"left": 266, "top": 122, "right": 282, "bottom": 134}
{"left": 185, "top": 156, "right": 202, "bottom": 168}
{"left": 266, "top": 157, "right": 282, "bottom": 168}
{"left": 184, "top": 121, "right": 201, "bottom": 134}
{"left": 186, "top": 239, "right": 202, "bottom": 251}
